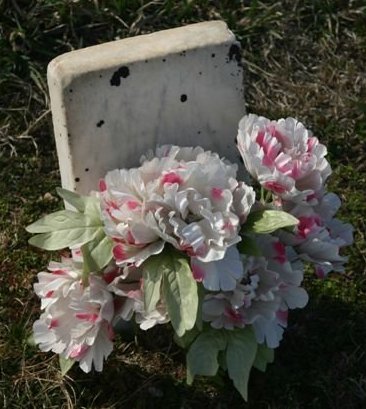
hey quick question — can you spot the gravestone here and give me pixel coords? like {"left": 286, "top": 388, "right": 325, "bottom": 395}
{"left": 48, "top": 21, "right": 245, "bottom": 195}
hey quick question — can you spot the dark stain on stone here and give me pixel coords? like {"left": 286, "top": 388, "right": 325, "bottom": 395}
{"left": 199, "top": 71, "right": 202, "bottom": 75}
{"left": 162, "top": 58, "right": 166, "bottom": 62}
{"left": 145, "top": 60, "right": 148, "bottom": 63}
{"left": 99, "top": 74, "right": 103, "bottom": 78}
{"left": 110, "top": 66, "right": 130, "bottom": 86}
{"left": 96, "top": 120, "right": 105, "bottom": 128}
{"left": 211, "top": 53, "right": 216, "bottom": 58}
{"left": 180, "top": 94, "right": 187, "bottom": 102}
{"left": 228, "top": 44, "right": 242, "bottom": 66}
{"left": 75, "top": 177, "right": 80, "bottom": 182}
{"left": 69, "top": 89, "right": 73, "bottom": 93}
{"left": 85, "top": 168, "right": 89, "bottom": 172}
{"left": 180, "top": 51, "right": 186, "bottom": 56}
{"left": 197, "top": 131, "right": 201, "bottom": 135}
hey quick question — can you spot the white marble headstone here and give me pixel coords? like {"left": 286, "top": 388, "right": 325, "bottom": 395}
{"left": 48, "top": 21, "right": 245, "bottom": 195}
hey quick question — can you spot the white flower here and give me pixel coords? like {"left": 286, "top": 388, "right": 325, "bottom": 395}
{"left": 191, "top": 245, "right": 244, "bottom": 291}
{"left": 99, "top": 168, "right": 164, "bottom": 267}
{"left": 101, "top": 145, "right": 255, "bottom": 265}
{"left": 279, "top": 193, "right": 354, "bottom": 277}
{"left": 33, "top": 275, "right": 115, "bottom": 373}
{"left": 107, "top": 266, "right": 170, "bottom": 330}
{"left": 143, "top": 145, "right": 255, "bottom": 262}
{"left": 237, "top": 114, "right": 331, "bottom": 203}
{"left": 202, "top": 236, "right": 308, "bottom": 347}
{"left": 33, "top": 258, "right": 81, "bottom": 310}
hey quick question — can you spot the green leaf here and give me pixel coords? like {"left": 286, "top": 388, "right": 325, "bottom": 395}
{"left": 142, "top": 256, "right": 164, "bottom": 313}
{"left": 59, "top": 356, "right": 75, "bottom": 376}
{"left": 174, "top": 326, "right": 200, "bottom": 349}
{"left": 161, "top": 248, "right": 198, "bottom": 337}
{"left": 226, "top": 328, "right": 258, "bottom": 401}
{"left": 85, "top": 229, "right": 113, "bottom": 271}
{"left": 253, "top": 344, "right": 274, "bottom": 372}
{"left": 28, "top": 225, "right": 101, "bottom": 251}
{"left": 26, "top": 210, "right": 102, "bottom": 250}
{"left": 186, "top": 330, "right": 227, "bottom": 384}
{"left": 56, "top": 187, "right": 86, "bottom": 212}
{"left": 26, "top": 210, "right": 88, "bottom": 233}
{"left": 84, "top": 196, "right": 102, "bottom": 222}
{"left": 244, "top": 210, "right": 299, "bottom": 234}
{"left": 237, "top": 235, "right": 262, "bottom": 256}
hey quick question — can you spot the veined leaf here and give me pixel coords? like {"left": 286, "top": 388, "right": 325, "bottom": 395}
{"left": 253, "top": 344, "right": 274, "bottom": 372}
{"left": 56, "top": 187, "right": 86, "bottom": 212}
{"left": 186, "top": 330, "right": 227, "bottom": 384}
{"left": 161, "top": 248, "right": 198, "bottom": 337}
{"left": 244, "top": 210, "right": 298, "bottom": 234}
{"left": 28, "top": 226, "right": 101, "bottom": 250}
{"left": 26, "top": 210, "right": 102, "bottom": 250}
{"left": 26, "top": 210, "right": 89, "bottom": 233}
{"left": 225, "top": 328, "right": 258, "bottom": 401}
{"left": 142, "top": 256, "right": 164, "bottom": 313}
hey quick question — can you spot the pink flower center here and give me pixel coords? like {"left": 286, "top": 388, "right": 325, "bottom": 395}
{"left": 211, "top": 187, "right": 223, "bottom": 200}
{"left": 273, "top": 241, "right": 286, "bottom": 264}
{"left": 113, "top": 243, "right": 127, "bottom": 261}
{"left": 52, "top": 269, "right": 67, "bottom": 275}
{"left": 191, "top": 264, "right": 205, "bottom": 282}
{"left": 224, "top": 307, "right": 244, "bottom": 323}
{"left": 48, "top": 318, "right": 59, "bottom": 329}
{"left": 99, "top": 179, "right": 107, "bottom": 192}
{"left": 161, "top": 172, "right": 183, "bottom": 185}
{"left": 276, "top": 309, "right": 288, "bottom": 327}
{"left": 75, "top": 312, "right": 99, "bottom": 323}
{"left": 69, "top": 344, "right": 89, "bottom": 359}
{"left": 263, "top": 181, "right": 288, "bottom": 194}
{"left": 297, "top": 216, "right": 321, "bottom": 239}
{"left": 126, "top": 200, "right": 139, "bottom": 210}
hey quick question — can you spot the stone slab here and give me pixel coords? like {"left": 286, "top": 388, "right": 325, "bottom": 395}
{"left": 47, "top": 21, "right": 245, "bottom": 195}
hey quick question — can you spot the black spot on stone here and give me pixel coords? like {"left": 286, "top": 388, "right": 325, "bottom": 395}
{"left": 162, "top": 58, "right": 166, "bottom": 62}
{"left": 85, "top": 168, "right": 89, "bottom": 172}
{"left": 197, "top": 131, "right": 201, "bottom": 135}
{"left": 69, "top": 89, "right": 73, "bottom": 93}
{"left": 96, "top": 120, "right": 105, "bottom": 128}
{"left": 180, "top": 51, "right": 186, "bottom": 56}
{"left": 180, "top": 94, "right": 187, "bottom": 102}
{"left": 199, "top": 71, "right": 202, "bottom": 75}
{"left": 145, "top": 60, "right": 148, "bottom": 63}
{"left": 228, "top": 44, "right": 242, "bottom": 66}
{"left": 75, "top": 177, "right": 80, "bottom": 182}
{"left": 211, "top": 53, "right": 216, "bottom": 58}
{"left": 99, "top": 74, "right": 103, "bottom": 78}
{"left": 110, "top": 66, "right": 130, "bottom": 86}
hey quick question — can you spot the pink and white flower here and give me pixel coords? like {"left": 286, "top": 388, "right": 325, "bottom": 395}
{"left": 279, "top": 193, "right": 354, "bottom": 277}
{"left": 33, "top": 273, "right": 115, "bottom": 373}
{"left": 143, "top": 145, "right": 255, "bottom": 262}
{"left": 202, "top": 236, "right": 308, "bottom": 347}
{"left": 237, "top": 114, "right": 331, "bottom": 203}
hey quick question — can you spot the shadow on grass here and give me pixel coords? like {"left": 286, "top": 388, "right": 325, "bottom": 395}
{"left": 1, "top": 289, "right": 365, "bottom": 409}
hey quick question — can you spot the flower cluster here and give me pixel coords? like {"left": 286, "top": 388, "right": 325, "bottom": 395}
{"left": 28, "top": 114, "right": 353, "bottom": 400}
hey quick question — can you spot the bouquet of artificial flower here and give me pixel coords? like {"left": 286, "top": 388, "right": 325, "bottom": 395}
{"left": 26, "top": 114, "right": 353, "bottom": 400}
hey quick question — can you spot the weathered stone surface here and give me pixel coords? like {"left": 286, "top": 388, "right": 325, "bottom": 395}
{"left": 48, "top": 21, "right": 245, "bottom": 194}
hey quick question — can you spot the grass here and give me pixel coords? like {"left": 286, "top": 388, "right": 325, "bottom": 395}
{"left": 1, "top": 0, "right": 366, "bottom": 408}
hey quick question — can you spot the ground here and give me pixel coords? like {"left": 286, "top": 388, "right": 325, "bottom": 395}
{"left": 0, "top": 1, "right": 365, "bottom": 408}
